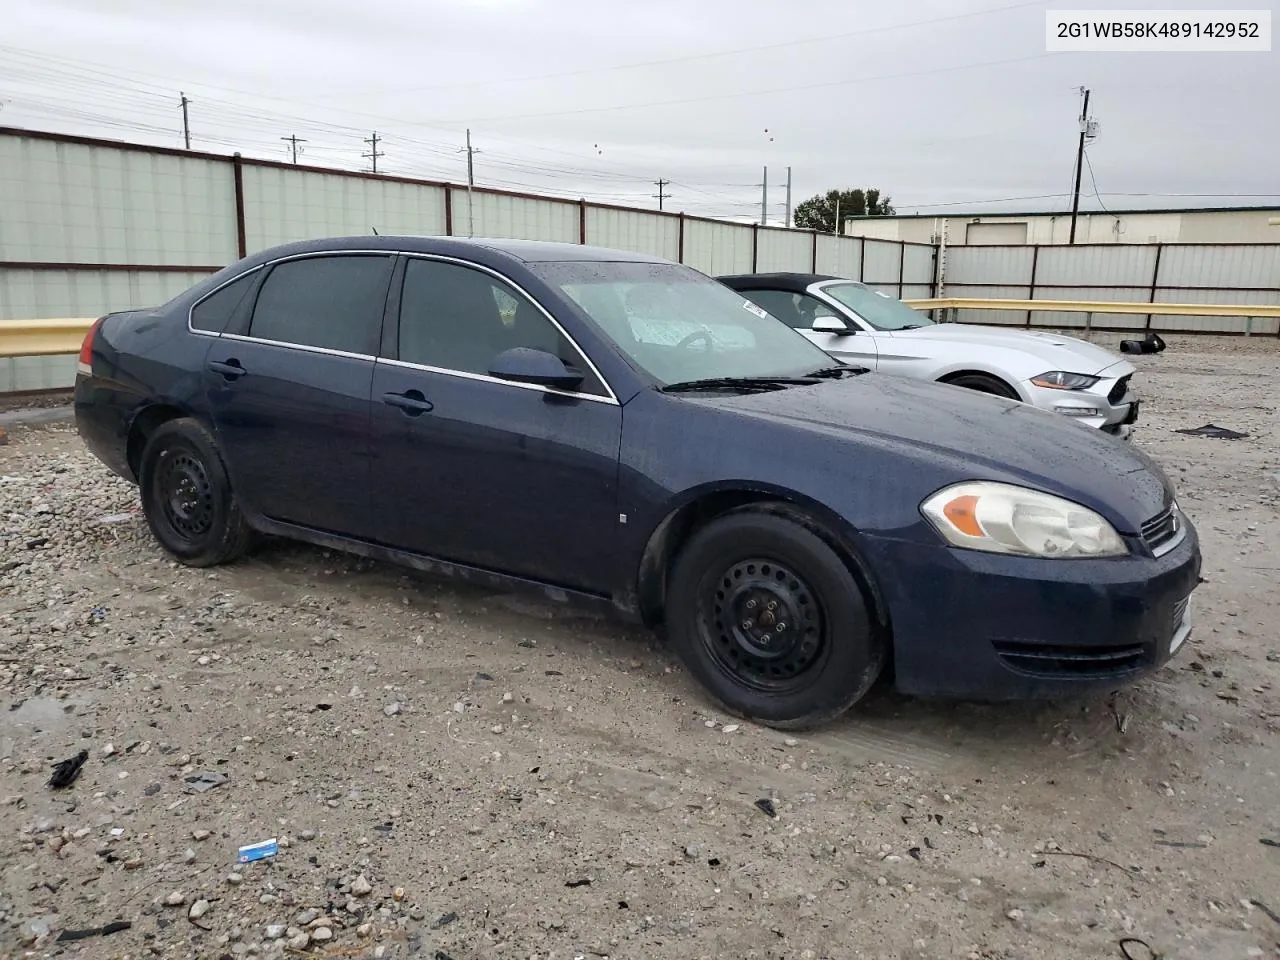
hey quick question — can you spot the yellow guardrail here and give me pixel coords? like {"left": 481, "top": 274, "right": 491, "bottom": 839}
{"left": 0, "top": 318, "right": 96, "bottom": 358}
{"left": 904, "top": 298, "right": 1280, "bottom": 318}
{"left": 3, "top": 297, "right": 1280, "bottom": 359}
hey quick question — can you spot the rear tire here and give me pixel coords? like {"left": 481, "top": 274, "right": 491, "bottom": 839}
{"left": 665, "top": 509, "right": 884, "bottom": 730}
{"left": 941, "top": 372, "right": 1019, "bottom": 400}
{"left": 138, "top": 417, "right": 252, "bottom": 567}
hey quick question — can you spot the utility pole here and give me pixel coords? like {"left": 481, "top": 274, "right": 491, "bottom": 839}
{"left": 460, "top": 129, "right": 483, "bottom": 238}
{"left": 281, "top": 134, "right": 307, "bottom": 165}
{"left": 178, "top": 92, "right": 191, "bottom": 150}
{"left": 363, "top": 131, "right": 384, "bottom": 174}
{"left": 1068, "top": 87, "right": 1091, "bottom": 245}
{"left": 784, "top": 166, "right": 792, "bottom": 229}
{"left": 653, "top": 178, "right": 671, "bottom": 211}
{"left": 760, "top": 166, "right": 768, "bottom": 226}
{"left": 834, "top": 196, "right": 841, "bottom": 236}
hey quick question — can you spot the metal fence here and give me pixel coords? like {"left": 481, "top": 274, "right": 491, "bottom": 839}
{"left": 0, "top": 127, "right": 936, "bottom": 392}
{"left": 5, "top": 126, "right": 1279, "bottom": 394}
{"left": 941, "top": 242, "right": 1280, "bottom": 335}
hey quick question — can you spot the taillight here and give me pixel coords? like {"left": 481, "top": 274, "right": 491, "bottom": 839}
{"left": 78, "top": 317, "right": 104, "bottom": 372}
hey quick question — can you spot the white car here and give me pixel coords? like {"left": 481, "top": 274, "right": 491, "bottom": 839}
{"left": 719, "top": 272, "right": 1140, "bottom": 438}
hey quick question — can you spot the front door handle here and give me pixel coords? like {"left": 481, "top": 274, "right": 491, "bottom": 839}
{"left": 381, "top": 389, "right": 433, "bottom": 415}
{"left": 207, "top": 359, "right": 246, "bottom": 380}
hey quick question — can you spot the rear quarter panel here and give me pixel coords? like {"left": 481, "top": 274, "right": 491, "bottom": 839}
{"left": 75, "top": 308, "right": 217, "bottom": 482}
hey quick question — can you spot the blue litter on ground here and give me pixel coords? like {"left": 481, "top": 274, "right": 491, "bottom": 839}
{"left": 237, "top": 838, "right": 278, "bottom": 863}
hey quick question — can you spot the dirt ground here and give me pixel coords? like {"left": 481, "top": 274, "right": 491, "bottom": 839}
{"left": 1, "top": 334, "right": 1278, "bottom": 960}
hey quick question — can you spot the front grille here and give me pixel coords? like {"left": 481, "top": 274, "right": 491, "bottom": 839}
{"left": 1141, "top": 506, "right": 1180, "bottom": 555}
{"left": 1108, "top": 375, "right": 1131, "bottom": 405}
{"left": 993, "top": 640, "right": 1149, "bottom": 679}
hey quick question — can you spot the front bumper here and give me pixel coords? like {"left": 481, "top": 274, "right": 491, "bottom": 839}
{"left": 866, "top": 518, "right": 1202, "bottom": 701}
{"left": 1023, "top": 372, "right": 1139, "bottom": 438}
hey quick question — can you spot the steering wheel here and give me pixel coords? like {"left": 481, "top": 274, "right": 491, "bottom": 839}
{"left": 675, "top": 329, "right": 714, "bottom": 351}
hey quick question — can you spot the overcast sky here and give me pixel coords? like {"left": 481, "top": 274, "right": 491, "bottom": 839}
{"left": 3, "top": 0, "right": 1277, "bottom": 222}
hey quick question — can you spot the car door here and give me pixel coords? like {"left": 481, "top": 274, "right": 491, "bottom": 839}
{"left": 738, "top": 287, "right": 879, "bottom": 370}
{"left": 203, "top": 252, "right": 394, "bottom": 536}
{"left": 368, "top": 255, "right": 622, "bottom": 594}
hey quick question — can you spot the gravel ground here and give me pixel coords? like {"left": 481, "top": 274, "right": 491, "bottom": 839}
{"left": 1, "top": 335, "right": 1278, "bottom": 960}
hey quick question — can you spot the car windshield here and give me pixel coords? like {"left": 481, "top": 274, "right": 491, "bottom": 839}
{"left": 531, "top": 260, "right": 838, "bottom": 387}
{"left": 821, "top": 282, "right": 935, "bottom": 332}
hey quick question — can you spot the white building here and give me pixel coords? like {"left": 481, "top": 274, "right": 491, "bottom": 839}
{"left": 844, "top": 205, "right": 1280, "bottom": 246}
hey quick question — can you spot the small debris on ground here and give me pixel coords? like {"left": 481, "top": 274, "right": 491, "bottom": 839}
{"left": 47, "top": 749, "right": 88, "bottom": 788}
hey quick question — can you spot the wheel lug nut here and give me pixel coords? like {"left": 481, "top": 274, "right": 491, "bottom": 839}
{"left": 745, "top": 599, "right": 757, "bottom": 610}
{"left": 741, "top": 620, "right": 753, "bottom": 630}
{"left": 777, "top": 623, "right": 787, "bottom": 632}
{"left": 767, "top": 600, "right": 778, "bottom": 611}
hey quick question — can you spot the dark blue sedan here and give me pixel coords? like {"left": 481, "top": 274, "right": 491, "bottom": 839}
{"left": 74, "top": 236, "right": 1201, "bottom": 729}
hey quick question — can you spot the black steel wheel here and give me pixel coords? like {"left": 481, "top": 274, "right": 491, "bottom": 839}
{"left": 701, "top": 557, "right": 828, "bottom": 694}
{"left": 138, "top": 417, "right": 252, "bottom": 567}
{"left": 666, "top": 506, "right": 885, "bottom": 729}
{"left": 156, "top": 451, "right": 216, "bottom": 545}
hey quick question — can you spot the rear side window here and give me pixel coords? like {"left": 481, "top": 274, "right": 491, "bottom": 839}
{"left": 190, "top": 272, "right": 255, "bottom": 333}
{"left": 248, "top": 255, "right": 393, "bottom": 355}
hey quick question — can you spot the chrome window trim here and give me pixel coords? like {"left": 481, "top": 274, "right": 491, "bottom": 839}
{"left": 218, "top": 332, "right": 377, "bottom": 362}
{"left": 186, "top": 250, "right": 395, "bottom": 339}
{"left": 186, "top": 248, "right": 620, "bottom": 405}
{"left": 396, "top": 252, "right": 620, "bottom": 405}
{"left": 186, "top": 264, "right": 264, "bottom": 336}
{"left": 377, "top": 357, "right": 617, "bottom": 406}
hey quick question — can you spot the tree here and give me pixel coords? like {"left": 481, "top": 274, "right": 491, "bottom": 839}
{"left": 793, "top": 188, "right": 894, "bottom": 233}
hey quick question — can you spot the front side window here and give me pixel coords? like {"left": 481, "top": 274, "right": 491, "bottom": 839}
{"left": 397, "top": 258, "right": 605, "bottom": 396}
{"left": 820, "top": 282, "right": 933, "bottom": 331}
{"left": 191, "top": 271, "right": 256, "bottom": 333}
{"left": 741, "top": 288, "right": 841, "bottom": 330}
{"left": 532, "top": 261, "right": 835, "bottom": 387}
{"left": 247, "top": 255, "right": 394, "bottom": 354}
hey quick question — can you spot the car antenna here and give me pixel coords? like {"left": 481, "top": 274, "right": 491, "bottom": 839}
{"left": 371, "top": 226, "right": 379, "bottom": 235}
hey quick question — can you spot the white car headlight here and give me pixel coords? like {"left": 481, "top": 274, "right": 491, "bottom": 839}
{"left": 920, "top": 481, "right": 1128, "bottom": 558}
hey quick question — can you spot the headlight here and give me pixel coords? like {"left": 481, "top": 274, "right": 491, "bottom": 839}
{"left": 920, "top": 481, "right": 1128, "bottom": 558}
{"left": 1031, "top": 371, "right": 1100, "bottom": 390}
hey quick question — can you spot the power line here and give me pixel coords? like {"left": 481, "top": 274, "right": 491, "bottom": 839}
{"left": 1083, "top": 149, "right": 1111, "bottom": 214}
{"left": 417, "top": 53, "right": 1053, "bottom": 125}
{"left": 318, "top": 0, "right": 1050, "bottom": 99}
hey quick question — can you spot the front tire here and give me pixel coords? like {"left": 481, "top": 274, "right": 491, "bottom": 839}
{"left": 665, "top": 508, "right": 884, "bottom": 730}
{"left": 138, "top": 417, "right": 252, "bottom": 567}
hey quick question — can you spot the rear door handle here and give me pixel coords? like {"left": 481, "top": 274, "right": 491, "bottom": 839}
{"left": 207, "top": 359, "right": 246, "bottom": 380}
{"left": 381, "top": 390, "right": 433, "bottom": 415}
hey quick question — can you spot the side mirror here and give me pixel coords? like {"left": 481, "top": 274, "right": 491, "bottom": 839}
{"left": 488, "top": 347, "right": 585, "bottom": 390}
{"left": 812, "top": 316, "right": 854, "bottom": 336}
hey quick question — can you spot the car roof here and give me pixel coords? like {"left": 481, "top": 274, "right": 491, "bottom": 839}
{"left": 717, "top": 272, "right": 851, "bottom": 293}
{"left": 242, "top": 235, "right": 671, "bottom": 265}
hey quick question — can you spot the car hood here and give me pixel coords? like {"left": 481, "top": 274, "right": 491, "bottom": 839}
{"left": 888, "top": 324, "right": 1132, "bottom": 377}
{"left": 689, "top": 374, "right": 1170, "bottom": 531}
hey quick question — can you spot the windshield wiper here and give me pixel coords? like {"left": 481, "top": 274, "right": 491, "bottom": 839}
{"left": 660, "top": 375, "right": 818, "bottom": 394}
{"left": 804, "top": 364, "right": 869, "bottom": 379}
{"left": 897, "top": 324, "right": 924, "bottom": 330}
